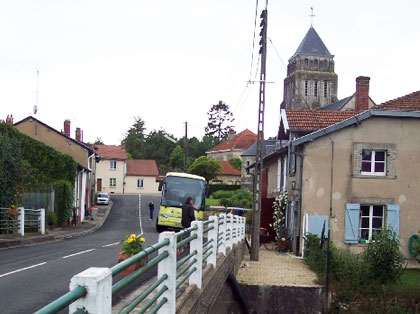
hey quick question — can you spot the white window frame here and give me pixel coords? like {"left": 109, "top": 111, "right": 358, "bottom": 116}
{"left": 361, "top": 150, "right": 386, "bottom": 176}
{"left": 282, "top": 157, "right": 287, "bottom": 190}
{"left": 110, "top": 160, "right": 117, "bottom": 170}
{"left": 359, "top": 205, "right": 384, "bottom": 242}
{"left": 109, "top": 178, "right": 116, "bottom": 187}
{"left": 137, "top": 178, "right": 144, "bottom": 189}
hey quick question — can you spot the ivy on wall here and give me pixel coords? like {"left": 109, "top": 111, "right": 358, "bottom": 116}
{"left": 0, "top": 123, "right": 77, "bottom": 214}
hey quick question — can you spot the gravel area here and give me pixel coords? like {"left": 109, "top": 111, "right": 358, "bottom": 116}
{"left": 236, "top": 245, "right": 321, "bottom": 287}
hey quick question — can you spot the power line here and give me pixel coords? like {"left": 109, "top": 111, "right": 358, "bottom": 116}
{"left": 248, "top": 0, "right": 259, "bottom": 82}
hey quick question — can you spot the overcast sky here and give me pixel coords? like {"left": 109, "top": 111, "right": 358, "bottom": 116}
{"left": 1, "top": 1, "right": 419, "bottom": 145}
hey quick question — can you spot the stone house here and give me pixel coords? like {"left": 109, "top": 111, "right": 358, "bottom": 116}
{"left": 15, "top": 116, "right": 96, "bottom": 222}
{"left": 210, "top": 161, "right": 241, "bottom": 185}
{"left": 206, "top": 129, "right": 257, "bottom": 185}
{"left": 125, "top": 160, "right": 160, "bottom": 194}
{"left": 94, "top": 145, "right": 127, "bottom": 194}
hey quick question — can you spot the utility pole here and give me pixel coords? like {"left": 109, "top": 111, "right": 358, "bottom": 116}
{"left": 251, "top": 9, "right": 267, "bottom": 261}
{"left": 184, "top": 121, "right": 188, "bottom": 172}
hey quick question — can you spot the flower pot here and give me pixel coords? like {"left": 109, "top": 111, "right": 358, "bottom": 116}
{"left": 117, "top": 252, "right": 147, "bottom": 276}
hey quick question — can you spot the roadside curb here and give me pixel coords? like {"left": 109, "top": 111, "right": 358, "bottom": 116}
{"left": 0, "top": 201, "right": 113, "bottom": 250}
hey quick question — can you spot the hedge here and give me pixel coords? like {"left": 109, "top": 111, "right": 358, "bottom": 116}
{"left": 208, "top": 184, "right": 241, "bottom": 194}
{"left": 0, "top": 122, "right": 77, "bottom": 208}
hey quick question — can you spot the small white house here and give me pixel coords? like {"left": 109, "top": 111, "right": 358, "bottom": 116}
{"left": 125, "top": 159, "right": 160, "bottom": 194}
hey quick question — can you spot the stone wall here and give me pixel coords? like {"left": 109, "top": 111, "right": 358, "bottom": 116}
{"left": 176, "top": 242, "right": 245, "bottom": 314}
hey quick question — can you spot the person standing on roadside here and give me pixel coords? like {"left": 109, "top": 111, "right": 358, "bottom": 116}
{"left": 148, "top": 201, "right": 154, "bottom": 220}
{"left": 181, "top": 196, "right": 195, "bottom": 229}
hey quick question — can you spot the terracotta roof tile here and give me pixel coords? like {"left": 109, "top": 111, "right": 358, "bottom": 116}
{"left": 375, "top": 90, "right": 420, "bottom": 111}
{"left": 217, "top": 161, "right": 241, "bottom": 176}
{"left": 285, "top": 110, "right": 358, "bottom": 131}
{"left": 126, "top": 159, "right": 159, "bottom": 176}
{"left": 207, "top": 129, "right": 257, "bottom": 152}
{"left": 95, "top": 145, "right": 127, "bottom": 160}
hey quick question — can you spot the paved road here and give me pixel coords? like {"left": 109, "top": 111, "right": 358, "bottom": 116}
{"left": 0, "top": 194, "right": 161, "bottom": 314}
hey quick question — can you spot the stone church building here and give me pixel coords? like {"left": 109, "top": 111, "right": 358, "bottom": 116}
{"left": 281, "top": 26, "right": 338, "bottom": 110}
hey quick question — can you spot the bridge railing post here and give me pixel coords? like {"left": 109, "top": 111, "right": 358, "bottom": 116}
{"left": 189, "top": 221, "right": 203, "bottom": 289}
{"left": 18, "top": 207, "right": 24, "bottom": 236}
{"left": 39, "top": 208, "right": 45, "bottom": 235}
{"left": 241, "top": 216, "right": 246, "bottom": 239}
{"left": 69, "top": 267, "right": 112, "bottom": 314}
{"left": 208, "top": 216, "right": 218, "bottom": 267}
{"left": 219, "top": 214, "right": 227, "bottom": 256}
{"left": 157, "top": 231, "right": 177, "bottom": 314}
{"left": 227, "top": 214, "right": 233, "bottom": 249}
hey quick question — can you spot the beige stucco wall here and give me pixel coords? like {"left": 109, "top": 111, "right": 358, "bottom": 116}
{"left": 210, "top": 174, "right": 241, "bottom": 185}
{"left": 125, "top": 176, "right": 159, "bottom": 194}
{"left": 207, "top": 150, "right": 243, "bottom": 161}
{"left": 16, "top": 119, "right": 89, "bottom": 168}
{"left": 96, "top": 159, "right": 125, "bottom": 194}
{"left": 296, "top": 117, "right": 420, "bottom": 259}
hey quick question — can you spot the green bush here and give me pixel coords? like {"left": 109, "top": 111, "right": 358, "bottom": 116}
{"left": 47, "top": 210, "right": 57, "bottom": 226}
{"left": 208, "top": 184, "right": 241, "bottom": 194}
{"left": 363, "top": 228, "right": 404, "bottom": 285}
{"left": 212, "top": 190, "right": 234, "bottom": 199}
{"left": 54, "top": 180, "right": 74, "bottom": 226}
{"left": 225, "top": 189, "right": 252, "bottom": 208}
{"left": 245, "top": 209, "right": 253, "bottom": 224}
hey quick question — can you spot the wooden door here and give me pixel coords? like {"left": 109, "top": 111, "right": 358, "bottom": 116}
{"left": 97, "top": 178, "right": 102, "bottom": 192}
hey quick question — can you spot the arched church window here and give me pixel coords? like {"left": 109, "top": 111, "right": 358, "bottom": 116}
{"left": 304, "top": 59, "right": 309, "bottom": 67}
{"left": 314, "top": 59, "right": 318, "bottom": 67}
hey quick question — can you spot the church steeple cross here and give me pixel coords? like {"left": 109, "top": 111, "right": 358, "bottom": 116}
{"left": 309, "top": 7, "right": 315, "bottom": 27}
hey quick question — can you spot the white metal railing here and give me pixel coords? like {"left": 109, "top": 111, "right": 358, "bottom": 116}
{"left": 36, "top": 214, "right": 246, "bottom": 314}
{"left": 0, "top": 207, "right": 45, "bottom": 236}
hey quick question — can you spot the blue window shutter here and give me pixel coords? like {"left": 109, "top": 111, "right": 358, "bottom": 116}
{"left": 345, "top": 203, "right": 360, "bottom": 243}
{"left": 307, "top": 215, "right": 329, "bottom": 238}
{"left": 387, "top": 204, "right": 400, "bottom": 236}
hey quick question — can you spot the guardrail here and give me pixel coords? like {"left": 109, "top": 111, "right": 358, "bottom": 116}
{"left": 0, "top": 207, "right": 45, "bottom": 236}
{"left": 34, "top": 213, "right": 246, "bottom": 314}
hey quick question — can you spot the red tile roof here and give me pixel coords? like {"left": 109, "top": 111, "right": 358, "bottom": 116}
{"left": 285, "top": 110, "right": 358, "bottom": 131}
{"left": 94, "top": 145, "right": 127, "bottom": 160}
{"left": 217, "top": 161, "right": 241, "bottom": 176}
{"left": 375, "top": 90, "right": 420, "bottom": 111}
{"left": 126, "top": 159, "right": 159, "bottom": 176}
{"left": 207, "top": 129, "right": 257, "bottom": 152}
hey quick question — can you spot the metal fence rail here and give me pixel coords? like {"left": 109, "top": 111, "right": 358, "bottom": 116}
{"left": 0, "top": 207, "right": 45, "bottom": 235}
{"left": 34, "top": 213, "right": 246, "bottom": 314}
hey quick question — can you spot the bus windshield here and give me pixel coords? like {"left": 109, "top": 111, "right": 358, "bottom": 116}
{"left": 162, "top": 176, "right": 206, "bottom": 210}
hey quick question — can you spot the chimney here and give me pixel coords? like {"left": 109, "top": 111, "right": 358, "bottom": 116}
{"left": 356, "top": 76, "right": 370, "bottom": 111}
{"left": 64, "top": 120, "right": 71, "bottom": 137}
{"left": 227, "top": 129, "right": 235, "bottom": 143}
{"left": 75, "top": 127, "right": 81, "bottom": 141}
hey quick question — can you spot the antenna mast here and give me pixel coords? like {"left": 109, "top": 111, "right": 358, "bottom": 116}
{"left": 33, "top": 69, "right": 39, "bottom": 115}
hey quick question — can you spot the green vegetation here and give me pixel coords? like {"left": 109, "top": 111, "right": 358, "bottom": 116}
{"left": 0, "top": 123, "right": 77, "bottom": 212}
{"left": 204, "top": 100, "right": 235, "bottom": 141}
{"left": 205, "top": 197, "right": 221, "bottom": 207}
{"left": 210, "top": 189, "right": 252, "bottom": 209}
{"left": 305, "top": 230, "right": 418, "bottom": 313}
{"left": 229, "top": 157, "right": 242, "bottom": 171}
{"left": 208, "top": 184, "right": 241, "bottom": 194}
{"left": 188, "top": 156, "right": 221, "bottom": 182}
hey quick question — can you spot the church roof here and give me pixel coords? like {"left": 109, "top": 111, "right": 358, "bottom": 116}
{"left": 292, "top": 27, "right": 332, "bottom": 59}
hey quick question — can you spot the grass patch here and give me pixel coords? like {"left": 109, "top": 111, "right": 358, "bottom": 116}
{"left": 206, "top": 198, "right": 221, "bottom": 206}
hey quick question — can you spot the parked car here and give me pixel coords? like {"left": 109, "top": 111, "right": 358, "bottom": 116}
{"left": 96, "top": 193, "right": 110, "bottom": 205}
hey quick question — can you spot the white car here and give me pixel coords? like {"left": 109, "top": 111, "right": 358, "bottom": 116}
{"left": 96, "top": 193, "right": 110, "bottom": 205}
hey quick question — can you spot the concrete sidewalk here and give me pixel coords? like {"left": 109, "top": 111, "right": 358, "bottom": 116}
{"left": 236, "top": 243, "right": 320, "bottom": 287}
{"left": 0, "top": 202, "right": 112, "bottom": 250}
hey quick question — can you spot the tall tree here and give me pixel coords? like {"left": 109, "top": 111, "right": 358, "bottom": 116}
{"left": 204, "top": 101, "right": 235, "bottom": 141}
{"left": 142, "top": 130, "right": 177, "bottom": 173}
{"left": 93, "top": 137, "right": 104, "bottom": 145}
{"left": 188, "top": 156, "right": 221, "bottom": 182}
{"left": 169, "top": 145, "right": 184, "bottom": 171}
{"left": 122, "top": 116, "right": 146, "bottom": 159}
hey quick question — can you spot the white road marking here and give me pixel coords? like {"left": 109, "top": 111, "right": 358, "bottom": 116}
{"left": 0, "top": 262, "right": 47, "bottom": 278}
{"left": 102, "top": 242, "right": 120, "bottom": 248}
{"left": 139, "top": 194, "right": 143, "bottom": 236}
{"left": 62, "top": 249, "right": 95, "bottom": 259}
